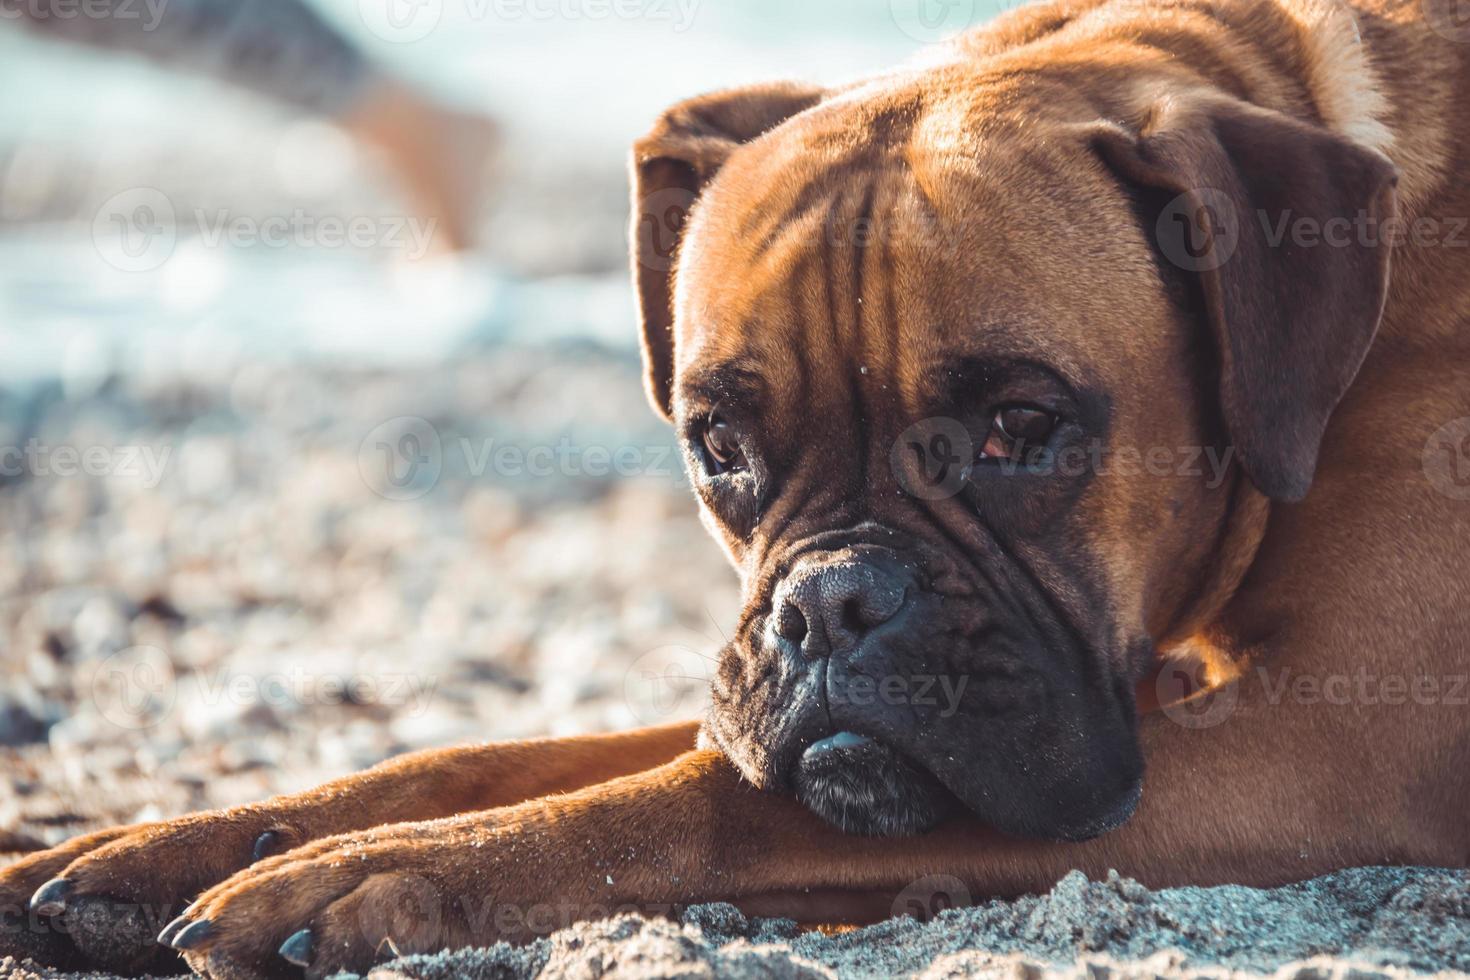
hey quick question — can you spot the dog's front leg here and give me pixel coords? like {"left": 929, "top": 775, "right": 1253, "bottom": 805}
{"left": 167, "top": 687, "right": 1462, "bottom": 980}
{"left": 0, "top": 721, "right": 697, "bottom": 972}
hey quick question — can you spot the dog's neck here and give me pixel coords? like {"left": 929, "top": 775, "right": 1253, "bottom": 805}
{"left": 1278, "top": 0, "right": 1460, "bottom": 217}
{"left": 1287, "top": 0, "right": 1393, "bottom": 154}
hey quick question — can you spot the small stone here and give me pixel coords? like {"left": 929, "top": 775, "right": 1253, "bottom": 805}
{"left": 0, "top": 686, "right": 55, "bottom": 746}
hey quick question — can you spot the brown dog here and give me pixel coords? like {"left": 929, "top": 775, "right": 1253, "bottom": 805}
{"left": 4, "top": 0, "right": 1469, "bottom": 976}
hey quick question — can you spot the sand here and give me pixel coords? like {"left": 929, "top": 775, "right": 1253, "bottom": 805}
{"left": 4, "top": 866, "right": 1467, "bottom": 979}
{"left": 363, "top": 866, "right": 1470, "bottom": 979}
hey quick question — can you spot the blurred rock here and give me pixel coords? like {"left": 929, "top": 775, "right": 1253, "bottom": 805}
{"left": 0, "top": 684, "right": 55, "bottom": 746}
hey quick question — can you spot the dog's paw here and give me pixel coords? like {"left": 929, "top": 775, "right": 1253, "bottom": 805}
{"left": 6, "top": 811, "right": 308, "bottom": 974}
{"left": 1, "top": 826, "right": 138, "bottom": 970}
{"left": 157, "top": 811, "right": 617, "bottom": 980}
{"left": 159, "top": 828, "right": 485, "bottom": 980}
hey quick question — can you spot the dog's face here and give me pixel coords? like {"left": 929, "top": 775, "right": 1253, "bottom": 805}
{"left": 630, "top": 69, "right": 1396, "bottom": 840}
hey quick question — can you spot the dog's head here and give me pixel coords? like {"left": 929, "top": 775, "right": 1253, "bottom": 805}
{"left": 629, "top": 61, "right": 1396, "bottom": 840}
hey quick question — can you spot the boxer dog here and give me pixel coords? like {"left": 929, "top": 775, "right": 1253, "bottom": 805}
{"left": 3, "top": 0, "right": 1468, "bottom": 975}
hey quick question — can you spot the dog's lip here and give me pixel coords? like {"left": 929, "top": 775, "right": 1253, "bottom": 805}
{"left": 1050, "top": 777, "right": 1144, "bottom": 842}
{"left": 795, "top": 729, "right": 936, "bottom": 782}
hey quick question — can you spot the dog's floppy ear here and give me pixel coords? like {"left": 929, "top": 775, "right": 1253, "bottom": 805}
{"left": 630, "top": 82, "right": 826, "bottom": 420}
{"left": 1093, "top": 96, "right": 1399, "bottom": 501}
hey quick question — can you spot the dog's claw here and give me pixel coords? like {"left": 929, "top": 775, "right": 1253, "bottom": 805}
{"left": 253, "top": 829, "right": 282, "bottom": 862}
{"left": 278, "top": 928, "right": 313, "bottom": 967}
{"left": 166, "top": 918, "right": 213, "bottom": 951}
{"left": 157, "top": 915, "right": 189, "bottom": 948}
{"left": 29, "top": 877, "right": 71, "bottom": 916}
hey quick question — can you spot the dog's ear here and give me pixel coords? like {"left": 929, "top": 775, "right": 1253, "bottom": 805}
{"left": 630, "top": 82, "right": 826, "bottom": 420}
{"left": 1093, "top": 96, "right": 1399, "bottom": 501}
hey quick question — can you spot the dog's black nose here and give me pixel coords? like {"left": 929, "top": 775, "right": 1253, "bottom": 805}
{"left": 774, "top": 555, "right": 909, "bottom": 657}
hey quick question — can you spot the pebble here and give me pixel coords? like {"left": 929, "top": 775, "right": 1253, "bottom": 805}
{"left": 0, "top": 685, "right": 56, "bottom": 746}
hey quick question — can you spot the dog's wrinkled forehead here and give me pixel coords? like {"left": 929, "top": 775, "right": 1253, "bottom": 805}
{"left": 668, "top": 107, "right": 1163, "bottom": 422}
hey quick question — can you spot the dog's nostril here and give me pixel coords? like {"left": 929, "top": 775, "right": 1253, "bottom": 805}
{"left": 776, "top": 558, "right": 911, "bottom": 657}
{"left": 775, "top": 601, "right": 808, "bottom": 643}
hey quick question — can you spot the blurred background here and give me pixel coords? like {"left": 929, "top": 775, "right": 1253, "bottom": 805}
{"left": 0, "top": 0, "right": 1006, "bottom": 851}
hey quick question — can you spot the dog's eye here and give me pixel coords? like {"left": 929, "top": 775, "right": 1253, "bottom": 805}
{"left": 701, "top": 412, "right": 747, "bottom": 475}
{"left": 978, "top": 406, "right": 1056, "bottom": 464}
